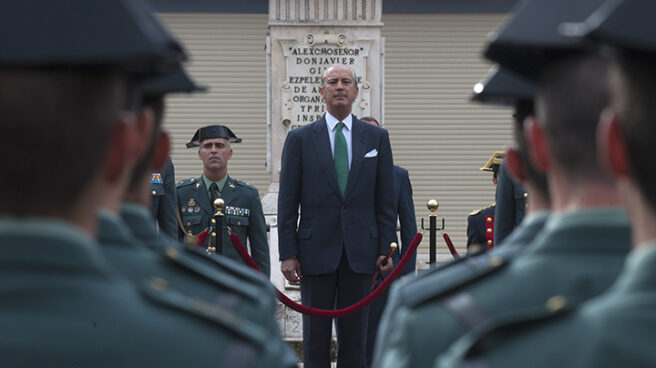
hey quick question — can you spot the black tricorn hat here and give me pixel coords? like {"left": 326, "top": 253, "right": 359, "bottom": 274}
{"left": 483, "top": 0, "right": 606, "bottom": 80}
{"left": 186, "top": 125, "right": 242, "bottom": 148}
{"left": 142, "top": 65, "right": 208, "bottom": 97}
{"left": 471, "top": 65, "right": 536, "bottom": 106}
{"left": 561, "top": 0, "right": 656, "bottom": 55}
{"left": 0, "top": 0, "right": 186, "bottom": 75}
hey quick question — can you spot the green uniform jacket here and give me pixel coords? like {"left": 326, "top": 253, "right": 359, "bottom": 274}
{"left": 97, "top": 210, "right": 297, "bottom": 367}
{"left": 373, "top": 211, "right": 549, "bottom": 367}
{"left": 0, "top": 217, "right": 290, "bottom": 368}
{"left": 120, "top": 202, "right": 287, "bottom": 340}
{"left": 374, "top": 209, "right": 630, "bottom": 368}
{"left": 177, "top": 175, "right": 271, "bottom": 277}
{"left": 439, "top": 242, "right": 656, "bottom": 368}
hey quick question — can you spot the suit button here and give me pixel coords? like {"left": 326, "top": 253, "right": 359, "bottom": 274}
{"left": 152, "top": 190, "right": 157, "bottom": 195}
{"left": 486, "top": 217, "right": 492, "bottom": 223}
{"left": 487, "top": 228, "right": 493, "bottom": 233}
{"left": 211, "top": 232, "right": 216, "bottom": 237}
{"left": 487, "top": 240, "right": 493, "bottom": 246}
{"left": 186, "top": 222, "right": 191, "bottom": 226}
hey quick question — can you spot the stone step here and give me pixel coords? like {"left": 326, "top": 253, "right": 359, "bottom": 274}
{"left": 285, "top": 338, "right": 338, "bottom": 363}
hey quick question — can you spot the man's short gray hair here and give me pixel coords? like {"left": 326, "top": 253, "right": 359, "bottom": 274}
{"left": 320, "top": 64, "right": 358, "bottom": 88}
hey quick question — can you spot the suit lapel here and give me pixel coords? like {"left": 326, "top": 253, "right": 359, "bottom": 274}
{"left": 344, "top": 117, "right": 367, "bottom": 200}
{"left": 312, "top": 118, "right": 342, "bottom": 198}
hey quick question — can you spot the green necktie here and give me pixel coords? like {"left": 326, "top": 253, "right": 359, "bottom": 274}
{"left": 209, "top": 182, "right": 219, "bottom": 204}
{"left": 334, "top": 121, "right": 349, "bottom": 195}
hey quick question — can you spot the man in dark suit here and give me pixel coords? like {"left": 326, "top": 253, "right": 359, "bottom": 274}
{"left": 278, "top": 64, "right": 397, "bottom": 368}
{"left": 360, "top": 116, "right": 417, "bottom": 368}
{"left": 150, "top": 156, "right": 177, "bottom": 239}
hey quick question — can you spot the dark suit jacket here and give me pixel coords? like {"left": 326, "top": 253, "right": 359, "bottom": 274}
{"left": 278, "top": 115, "right": 396, "bottom": 275}
{"left": 392, "top": 165, "right": 417, "bottom": 276}
{"left": 494, "top": 162, "right": 526, "bottom": 244}
{"left": 151, "top": 157, "right": 177, "bottom": 239}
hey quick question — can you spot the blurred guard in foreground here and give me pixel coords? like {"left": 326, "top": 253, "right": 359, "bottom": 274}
{"left": 0, "top": 0, "right": 293, "bottom": 367}
{"left": 438, "top": 1, "right": 656, "bottom": 367}
{"left": 374, "top": 1, "right": 630, "bottom": 367}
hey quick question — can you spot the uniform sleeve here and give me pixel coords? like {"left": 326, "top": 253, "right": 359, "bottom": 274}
{"left": 247, "top": 189, "right": 271, "bottom": 279}
{"left": 157, "top": 158, "right": 178, "bottom": 239}
{"left": 398, "top": 169, "right": 417, "bottom": 276}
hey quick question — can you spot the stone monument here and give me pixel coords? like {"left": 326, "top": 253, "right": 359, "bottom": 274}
{"left": 261, "top": 0, "right": 385, "bottom": 344}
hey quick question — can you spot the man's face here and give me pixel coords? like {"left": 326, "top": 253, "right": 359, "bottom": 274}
{"left": 319, "top": 66, "right": 359, "bottom": 114}
{"left": 198, "top": 137, "right": 232, "bottom": 172}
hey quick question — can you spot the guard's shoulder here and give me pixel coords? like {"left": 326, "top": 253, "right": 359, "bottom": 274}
{"left": 181, "top": 243, "right": 273, "bottom": 290}
{"left": 455, "top": 294, "right": 577, "bottom": 362}
{"left": 231, "top": 178, "right": 258, "bottom": 192}
{"left": 470, "top": 203, "right": 496, "bottom": 216}
{"left": 176, "top": 177, "right": 200, "bottom": 189}
{"left": 398, "top": 251, "right": 510, "bottom": 309}
{"left": 138, "top": 277, "right": 268, "bottom": 347}
{"left": 157, "top": 244, "right": 271, "bottom": 304}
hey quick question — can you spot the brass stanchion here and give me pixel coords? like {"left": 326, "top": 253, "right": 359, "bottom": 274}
{"left": 208, "top": 198, "right": 225, "bottom": 255}
{"left": 421, "top": 199, "right": 446, "bottom": 266}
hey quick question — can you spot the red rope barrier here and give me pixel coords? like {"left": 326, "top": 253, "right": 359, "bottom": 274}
{"left": 442, "top": 232, "right": 460, "bottom": 258}
{"left": 229, "top": 232, "right": 423, "bottom": 318}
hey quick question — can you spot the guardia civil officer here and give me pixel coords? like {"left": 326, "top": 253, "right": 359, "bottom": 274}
{"left": 373, "top": 1, "right": 631, "bottom": 367}
{"left": 177, "top": 125, "right": 271, "bottom": 277}
{"left": 0, "top": 1, "right": 294, "bottom": 367}
{"left": 438, "top": 1, "right": 656, "bottom": 367}
{"left": 465, "top": 152, "right": 503, "bottom": 251}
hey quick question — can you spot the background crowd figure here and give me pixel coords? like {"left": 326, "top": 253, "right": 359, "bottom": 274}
{"left": 1, "top": 0, "right": 655, "bottom": 367}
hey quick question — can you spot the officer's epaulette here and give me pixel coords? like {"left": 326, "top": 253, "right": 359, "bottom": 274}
{"left": 470, "top": 203, "right": 496, "bottom": 216}
{"left": 454, "top": 294, "right": 578, "bottom": 362}
{"left": 182, "top": 244, "right": 273, "bottom": 289}
{"left": 399, "top": 251, "right": 511, "bottom": 310}
{"left": 156, "top": 245, "right": 268, "bottom": 306}
{"left": 176, "top": 177, "right": 199, "bottom": 188}
{"left": 139, "top": 277, "right": 267, "bottom": 347}
{"left": 231, "top": 178, "right": 257, "bottom": 191}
